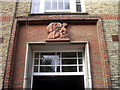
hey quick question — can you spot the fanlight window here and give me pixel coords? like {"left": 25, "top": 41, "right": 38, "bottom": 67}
{"left": 33, "top": 51, "right": 84, "bottom": 74}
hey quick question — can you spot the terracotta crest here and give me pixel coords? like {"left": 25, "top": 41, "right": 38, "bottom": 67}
{"left": 46, "top": 22, "right": 70, "bottom": 41}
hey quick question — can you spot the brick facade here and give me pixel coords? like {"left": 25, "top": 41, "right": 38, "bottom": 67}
{"left": 1, "top": 0, "right": 120, "bottom": 89}
{"left": 3, "top": 16, "right": 111, "bottom": 88}
{"left": 1, "top": 1, "right": 16, "bottom": 89}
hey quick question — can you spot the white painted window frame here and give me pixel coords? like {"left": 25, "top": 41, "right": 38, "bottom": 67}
{"left": 31, "top": 0, "right": 86, "bottom": 13}
{"left": 45, "top": 0, "right": 71, "bottom": 12}
{"left": 33, "top": 51, "right": 84, "bottom": 74}
{"left": 23, "top": 41, "right": 92, "bottom": 89}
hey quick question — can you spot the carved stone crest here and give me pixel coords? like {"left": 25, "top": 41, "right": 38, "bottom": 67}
{"left": 46, "top": 22, "right": 70, "bottom": 41}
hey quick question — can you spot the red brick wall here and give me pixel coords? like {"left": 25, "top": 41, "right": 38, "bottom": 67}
{"left": 3, "top": 16, "right": 111, "bottom": 89}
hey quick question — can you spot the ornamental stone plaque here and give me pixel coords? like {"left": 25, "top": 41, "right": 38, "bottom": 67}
{"left": 46, "top": 22, "right": 70, "bottom": 41}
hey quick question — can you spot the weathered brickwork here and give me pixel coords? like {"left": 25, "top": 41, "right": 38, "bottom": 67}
{"left": 85, "top": 1, "right": 119, "bottom": 14}
{"left": 1, "top": 1, "right": 16, "bottom": 89}
{"left": 1, "top": 0, "right": 120, "bottom": 89}
{"left": 16, "top": 0, "right": 31, "bottom": 16}
{"left": 103, "top": 20, "right": 120, "bottom": 88}
{"left": 1, "top": 2, "right": 16, "bottom": 16}
{"left": 1, "top": 21, "right": 14, "bottom": 90}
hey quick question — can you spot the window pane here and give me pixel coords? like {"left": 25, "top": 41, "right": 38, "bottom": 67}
{"left": 65, "top": 0, "right": 69, "bottom": 2}
{"left": 34, "top": 59, "right": 39, "bottom": 65}
{"left": 40, "top": 55, "right": 60, "bottom": 65}
{"left": 52, "top": 0, "right": 57, "bottom": 10}
{"left": 40, "top": 66, "right": 55, "bottom": 72}
{"left": 57, "top": 66, "right": 60, "bottom": 72}
{"left": 62, "top": 66, "right": 77, "bottom": 72}
{"left": 41, "top": 52, "right": 55, "bottom": 58}
{"left": 33, "top": 0, "right": 39, "bottom": 2}
{"left": 34, "top": 52, "right": 39, "bottom": 58}
{"left": 76, "top": 5, "right": 81, "bottom": 12}
{"left": 34, "top": 66, "right": 38, "bottom": 72}
{"left": 62, "top": 52, "right": 76, "bottom": 58}
{"left": 79, "top": 66, "right": 83, "bottom": 72}
{"left": 78, "top": 52, "right": 82, "bottom": 57}
{"left": 57, "top": 52, "right": 60, "bottom": 56}
{"left": 78, "top": 59, "right": 83, "bottom": 64}
{"left": 65, "top": 2, "right": 70, "bottom": 9}
{"left": 45, "top": 2, "right": 51, "bottom": 10}
{"left": 76, "top": 0, "right": 80, "bottom": 3}
{"left": 62, "top": 59, "right": 77, "bottom": 64}
{"left": 58, "top": 1, "right": 63, "bottom": 9}
{"left": 31, "top": 0, "right": 40, "bottom": 13}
